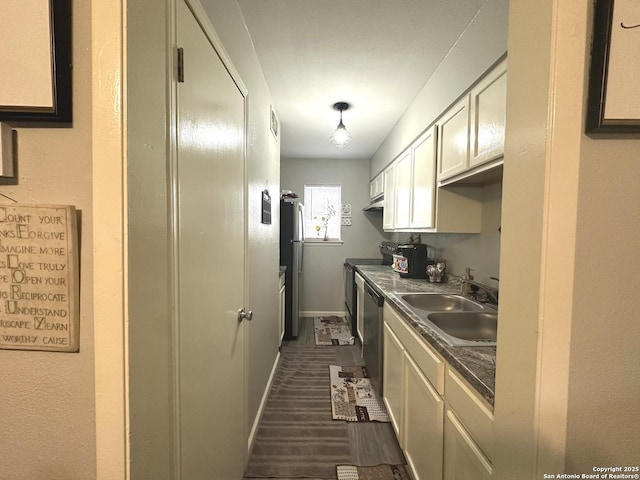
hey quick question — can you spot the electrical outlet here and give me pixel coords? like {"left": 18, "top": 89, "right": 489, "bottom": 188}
{"left": 341, "top": 217, "right": 352, "bottom": 226}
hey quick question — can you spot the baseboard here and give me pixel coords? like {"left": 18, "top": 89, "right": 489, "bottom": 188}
{"left": 247, "top": 349, "right": 281, "bottom": 454}
{"left": 301, "top": 310, "right": 347, "bottom": 318}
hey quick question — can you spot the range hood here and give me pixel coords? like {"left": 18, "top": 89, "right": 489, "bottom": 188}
{"left": 363, "top": 196, "right": 384, "bottom": 212}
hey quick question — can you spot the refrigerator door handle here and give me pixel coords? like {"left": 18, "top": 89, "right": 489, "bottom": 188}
{"left": 299, "top": 241, "right": 304, "bottom": 274}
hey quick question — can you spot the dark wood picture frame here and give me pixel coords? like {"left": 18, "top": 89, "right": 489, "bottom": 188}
{"left": 0, "top": 0, "right": 72, "bottom": 124}
{"left": 586, "top": 0, "right": 640, "bottom": 134}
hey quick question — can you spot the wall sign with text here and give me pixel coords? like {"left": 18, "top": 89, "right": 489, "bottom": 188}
{"left": 587, "top": 0, "right": 640, "bottom": 133}
{"left": 0, "top": 204, "right": 79, "bottom": 352}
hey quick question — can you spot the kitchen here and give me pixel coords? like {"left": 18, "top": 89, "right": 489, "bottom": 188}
{"left": 264, "top": 0, "right": 638, "bottom": 477}
{"left": 2, "top": 0, "right": 638, "bottom": 479}
{"left": 278, "top": 43, "right": 505, "bottom": 478}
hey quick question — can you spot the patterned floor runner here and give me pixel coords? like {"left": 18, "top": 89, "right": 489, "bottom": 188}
{"left": 244, "top": 347, "right": 351, "bottom": 478}
{"left": 314, "top": 316, "right": 355, "bottom": 345}
{"left": 329, "top": 365, "right": 390, "bottom": 422}
{"left": 336, "top": 464, "right": 412, "bottom": 480}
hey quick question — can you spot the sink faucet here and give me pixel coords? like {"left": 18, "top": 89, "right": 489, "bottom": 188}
{"left": 462, "top": 279, "right": 499, "bottom": 306}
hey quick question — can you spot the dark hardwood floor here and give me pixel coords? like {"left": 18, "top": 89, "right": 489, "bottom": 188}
{"left": 244, "top": 317, "right": 406, "bottom": 479}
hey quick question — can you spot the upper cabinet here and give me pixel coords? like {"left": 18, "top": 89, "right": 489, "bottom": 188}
{"left": 383, "top": 126, "right": 437, "bottom": 231}
{"left": 410, "top": 126, "right": 437, "bottom": 230}
{"left": 382, "top": 162, "right": 396, "bottom": 230}
{"left": 469, "top": 58, "right": 507, "bottom": 170}
{"left": 438, "top": 57, "right": 507, "bottom": 186}
{"left": 370, "top": 172, "right": 384, "bottom": 200}
{"left": 394, "top": 148, "right": 413, "bottom": 229}
{"left": 437, "top": 96, "right": 471, "bottom": 182}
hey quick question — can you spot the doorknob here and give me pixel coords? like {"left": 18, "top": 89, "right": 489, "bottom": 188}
{"left": 238, "top": 308, "right": 253, "bottom": 322}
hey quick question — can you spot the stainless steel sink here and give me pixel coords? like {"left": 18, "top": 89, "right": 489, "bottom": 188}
{"left": 392, "top": 292, "right": 497, "bottom": 347}
{"left": 427, "top": 312, "right": 497, "bottom": 346}
{"left": 398, "top": 293, "right": 486, "bottom": 312}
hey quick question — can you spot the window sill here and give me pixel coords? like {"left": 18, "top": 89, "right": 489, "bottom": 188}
{"left": 305, "top": 239, "right": 344, "bottom": 245}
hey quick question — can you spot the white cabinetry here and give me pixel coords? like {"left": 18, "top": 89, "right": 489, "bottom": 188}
{"left": 438, "top": 58, "right": 507, "bottom": 186}
{"left": 437, "top": 96, "right": 470, "bottom": 182}
{"left": 355, "top": 272, "right": 365, "bottom": 346}
{"left": 410, "top": 126, "right": 437, "bottom": 229}
{"left": 383, "top": 303, "right": 445, "bottom": 480}
{"left": 382, "top": 163, "right": 396, "bottom": 230}
{"left": 382, "top": 322, "right": 404, "bottom": 436}
{"left": 370, "top": 172, "right": 384, "bottom": 200}
{"left": 393, "top": 148, "right": 412, "bottom": 229}
{"left": 383, "top": 303, "right": 494, "bottom": 480}
{"left": 469, "top": 58, "right": 507, "bottom": 169}
{"left": 444, "top": 410, "right": 492, "bottom": 480}
{"left": 378, "top": 58, "right": 506, "bottom": 233}
{"left": 404, "top": 351, "right": 444, "bottom": 480}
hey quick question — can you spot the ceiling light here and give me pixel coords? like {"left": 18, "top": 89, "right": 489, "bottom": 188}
{"left": 329, "top": 102, "right": 352, "bottom": 148}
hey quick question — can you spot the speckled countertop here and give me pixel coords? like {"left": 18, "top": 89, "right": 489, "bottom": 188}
{"left": 353, "top": 264, "right": 496, "bottom": 407}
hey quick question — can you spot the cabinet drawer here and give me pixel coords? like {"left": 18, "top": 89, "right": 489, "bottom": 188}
{"left": 383, "top": 303, "right": 445, "bottom": 394}
{"left": 445, "top": 368, "right": 494, "bottom": 461}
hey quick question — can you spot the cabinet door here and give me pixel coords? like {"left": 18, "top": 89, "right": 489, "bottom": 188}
{"left": 410, "top": 126, "right": 437, "bottom": 229}
{"left": 403, "top": 352, "right": 444, "bottom": 480}
{"left": 370, "top": 172, "right": 384, "bottom": 200}
{"left": 382, "top": 164, "right": 396, "bottom": 230}
{"left": 383, "top": 322, "right": 404, "bottom": 438}
{"left": 394, "top": 149, "right": 412, "bottom": 229}
{"left": 469, "top": 58, "right": 507, "bottom": 169}
{"left": 444, "top": 410, "right": 492, "bottom": 480}
{"left": 437, "top": 95, "right": 470, "bottom": 182}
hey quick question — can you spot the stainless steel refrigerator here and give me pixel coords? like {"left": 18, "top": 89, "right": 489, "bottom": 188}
{"left": 280, "top": 199, "right": 304, "bottom": 338}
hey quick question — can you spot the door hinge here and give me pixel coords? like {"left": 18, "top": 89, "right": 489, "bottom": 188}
{"left": 177, "top": 47, "right": 184, "bottom": 83}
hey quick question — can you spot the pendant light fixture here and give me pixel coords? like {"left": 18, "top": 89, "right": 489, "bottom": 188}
{"left": 329, "top": 102, "right": 353, "bottom": 148}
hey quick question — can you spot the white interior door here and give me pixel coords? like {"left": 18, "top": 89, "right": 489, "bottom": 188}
{"left": 176, "top": 1, "right": 247, "bottom": 478}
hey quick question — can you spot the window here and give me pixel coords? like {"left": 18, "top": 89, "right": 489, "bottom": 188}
{"left": 304, "top": 184, "right": 341, "bottom": 241}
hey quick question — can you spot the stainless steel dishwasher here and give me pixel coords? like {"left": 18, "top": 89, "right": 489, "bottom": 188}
{"left": 362, "top": 281, "right": 384, "bottom": 395}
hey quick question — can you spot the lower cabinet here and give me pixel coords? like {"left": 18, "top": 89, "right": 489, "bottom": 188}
{"left": 383, "top": 303, "right": 494, "bottom": 480}
{"left": 382, "top": 322, "right": 404, "bottom": 436}
{"left": 444, "top": 410, "right": 492, "bottom": 480}
{"left": 403, "top": 352, "right": 444, "bottom": 480}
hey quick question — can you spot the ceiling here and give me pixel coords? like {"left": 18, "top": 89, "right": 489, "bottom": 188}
{"left": 235, "top": 0, "right": 488, "bottom": 160}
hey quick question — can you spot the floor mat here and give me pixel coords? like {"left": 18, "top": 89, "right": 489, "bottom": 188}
{"left": 329, "top": 365, "right": 390, "bottom": 422}
{"left": 314, "top": 316, "right": 355, "bottom": 346}
{"left": 336, "top": 464, "right": 412, "bottom": 480}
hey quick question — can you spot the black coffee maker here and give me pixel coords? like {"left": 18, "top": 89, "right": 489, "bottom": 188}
{"left": 396, "top": 244, "right": 430, "bottom": 279}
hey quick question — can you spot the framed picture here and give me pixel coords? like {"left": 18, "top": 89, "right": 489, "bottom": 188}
{"left": 0, "top": 0, "right": 72, "bottom": 124}
{"left": 270, "top": 105, "right": 279, "bottom": 141}
{"left": 586, "top": 0, "right": 640, "bottom": 133}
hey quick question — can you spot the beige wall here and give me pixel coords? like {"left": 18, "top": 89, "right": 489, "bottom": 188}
{"left": 420, "top": 180, "right": 502, "bottom": 284}
{"left": 0, "top": 1, "right": 97, "bottom": 478}
{"left": 127, "top": 0, "right": 174, "bottom": 477}
{"left": 281, "top": 157, "right": 389, "bottom": 313}
{"left": 495, "top": 0, "right": 640, "bottom": 476}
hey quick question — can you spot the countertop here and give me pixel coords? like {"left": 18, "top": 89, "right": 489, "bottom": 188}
{"left": 352, "top": 264, "right": 496, "bottom": 407}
